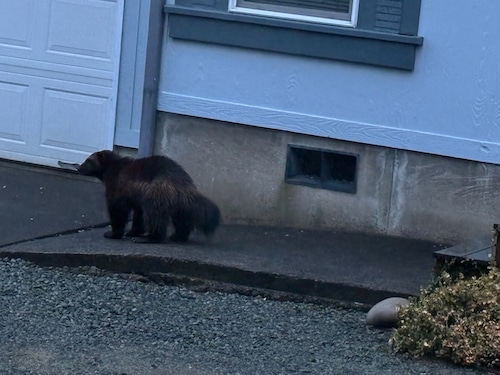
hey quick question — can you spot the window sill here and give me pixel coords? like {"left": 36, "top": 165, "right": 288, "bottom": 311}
{"left": 164, "top": 5, "right": 424, "bottom": 71}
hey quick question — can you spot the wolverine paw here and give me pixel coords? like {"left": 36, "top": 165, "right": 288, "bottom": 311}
{"left": 104, "top": 231, "right": 124, "bottom": 239}
{"left": 124, "top": 230, "right": 144, "bottom": 238}
{"left": 169, "top": 233, "right": 189, "bottom": 243}
{"left": 131, "top": 237, "right": 152, "bottom": 244}
{"left": 132, "top": 236, "right": 163, "bottom": 244}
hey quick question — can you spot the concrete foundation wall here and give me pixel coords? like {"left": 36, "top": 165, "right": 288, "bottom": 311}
{"left": 156, "top": 113, "right": 500, "bottom": 244}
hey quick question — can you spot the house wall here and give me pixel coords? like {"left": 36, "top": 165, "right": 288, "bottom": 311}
{"left": 156, "top": 113, "right": 500, "bottom": 244}
{"left": 159, "top": 0, "right": 500, "bottom": 165}
{"left": 155, "top": 0, "right": 500, "bottom": 243}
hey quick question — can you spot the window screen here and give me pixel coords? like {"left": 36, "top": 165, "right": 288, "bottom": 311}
{"left": 231, "top": 0, "right": 356, "bottom": 25}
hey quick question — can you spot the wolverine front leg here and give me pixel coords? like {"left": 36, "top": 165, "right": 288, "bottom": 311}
{"left": 105, "top": 200, "right": 130, "bottom": 239}
{"left": 125, "top": 207, "right": 144, "bottom": 237}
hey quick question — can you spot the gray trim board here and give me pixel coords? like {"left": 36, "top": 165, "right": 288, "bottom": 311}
{"left": 399, "top": 0, "right": 422, "bottom": 36}
{"left": 114, "top": 0, "right": 143, "bottom": 149}
{"left": 137, "top": 0, "right": 166, "bottom": 157}
{"left": 356, "top": 0, "right": 377, "bottom": 30}
{"left": 165, "top": 6, "right": 423, "bottom": 70}
{"left": 166, "top": 6, "right": 421, "bottom": 43}
{"left": 114, "top": 0, "right": 164, "bottom": 154}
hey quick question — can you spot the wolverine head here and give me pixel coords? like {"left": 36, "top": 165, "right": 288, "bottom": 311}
{"left": 78, "top": 150, "right": 120, "bottom": 181}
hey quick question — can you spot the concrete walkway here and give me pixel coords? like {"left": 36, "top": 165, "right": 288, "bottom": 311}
{"left": 0, "top": 160, "right": 447, "bottom": 306}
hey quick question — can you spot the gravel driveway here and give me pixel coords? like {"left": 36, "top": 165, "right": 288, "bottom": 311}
{"left": 0, "top": 258, "right": 485, "bottom": 375}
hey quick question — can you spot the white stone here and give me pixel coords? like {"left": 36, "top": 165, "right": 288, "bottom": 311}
{"left": 366, "top": 297, "right": 410, "bottom": 328}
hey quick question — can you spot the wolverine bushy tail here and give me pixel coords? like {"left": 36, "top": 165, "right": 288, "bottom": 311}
{"left": 191, "top": 193, "right": 221, "bottom": 237}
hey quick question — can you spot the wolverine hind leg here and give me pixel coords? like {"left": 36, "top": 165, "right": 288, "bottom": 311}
{"left": 134, "top": 198, "right": 169, "bottom": 243}
{"left": 170, "top": 211, "right": 194, "bottom": 243}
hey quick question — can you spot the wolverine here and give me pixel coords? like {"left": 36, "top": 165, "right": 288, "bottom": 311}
{"left": 78, "top": 150, "right": 221, "bottom": 243}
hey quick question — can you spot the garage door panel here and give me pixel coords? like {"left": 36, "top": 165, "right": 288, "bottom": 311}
{"left": 47, "top": 0, "right": 119, "bottom": 62}
{"left": 0, "top": 80, "right": 30, "bottom": 144}
{"left": 0, "top": 0, "right": 123, "bottom": 167}
{"left": 40, "top": 87, "right": 111, "bottom": 153}
{"left": 0, "top": 0, "right": 120, "bottom": 72}
{"left": 0, "top": 56, "right": 114, "bottom": 86}
{"left": 0, "top": 0, "right": 35, "bottom": 50}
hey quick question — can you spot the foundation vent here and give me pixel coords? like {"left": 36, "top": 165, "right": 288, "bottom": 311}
{"left": 285, "top": 145, "right": 358, "bottom": 194}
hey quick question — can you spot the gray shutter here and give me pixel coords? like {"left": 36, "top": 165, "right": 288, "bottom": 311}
{"left": 358, "top": 0, "right": 419, "bottom": 36}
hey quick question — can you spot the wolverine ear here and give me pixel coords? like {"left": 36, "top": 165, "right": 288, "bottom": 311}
{"left": 96, "top": 150, "right": 116, "bottom": 166}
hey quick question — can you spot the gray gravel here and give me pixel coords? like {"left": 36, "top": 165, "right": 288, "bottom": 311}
{"left": 0, "top": 258, "right": 486, "bottom": 375}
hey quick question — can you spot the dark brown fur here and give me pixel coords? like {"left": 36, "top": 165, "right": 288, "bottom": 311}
{"left": 78, "top": 150, "right": 221, "bottom": 243}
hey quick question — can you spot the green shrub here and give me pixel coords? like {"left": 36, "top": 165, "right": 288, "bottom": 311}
{"left": 390, "top": 267, "right": 500, "bottom": 368}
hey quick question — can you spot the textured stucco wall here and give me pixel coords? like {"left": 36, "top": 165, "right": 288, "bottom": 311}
{"left": 156, "top": 113, "right": 500, "bottom": 244}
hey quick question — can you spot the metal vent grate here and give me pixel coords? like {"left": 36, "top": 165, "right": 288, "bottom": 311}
{"left": 285, "top": 145, "right": 358, "bottom": 194}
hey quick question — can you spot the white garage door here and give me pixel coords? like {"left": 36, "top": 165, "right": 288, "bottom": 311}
{"left": 0, "top": 0, "right": 123, "bottom": 167}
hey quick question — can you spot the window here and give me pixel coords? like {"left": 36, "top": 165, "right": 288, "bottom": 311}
{"left": 165, "top": 0, "right": 423, "bottom": 70}
{"left": 228, "top": 0, "right": 359, "bottom": 27}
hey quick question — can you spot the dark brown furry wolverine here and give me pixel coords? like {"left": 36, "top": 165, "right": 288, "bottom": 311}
{"left": 78, "top": 150, "right": 221, "bottom": 243}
